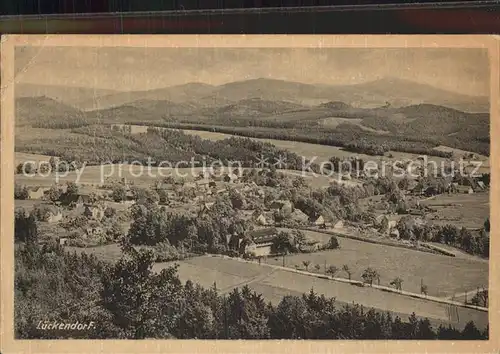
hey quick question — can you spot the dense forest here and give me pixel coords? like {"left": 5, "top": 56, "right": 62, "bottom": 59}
{"left": 130, "top": 122, "right": 487, "bottom": 158}
{"left": 16, "top": 126, "right": 310, "bottom": 170}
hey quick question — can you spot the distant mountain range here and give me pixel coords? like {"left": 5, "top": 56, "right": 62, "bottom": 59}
{"left": 16, "top": 93, "right": 490, "bottom": 144}
{"left": 16, "top": 77, "right": 489, "bottom": 113}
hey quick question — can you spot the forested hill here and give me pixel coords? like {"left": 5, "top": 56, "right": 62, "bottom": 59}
{"left": 15, "top": 95, "right": 490, "bottom": 156}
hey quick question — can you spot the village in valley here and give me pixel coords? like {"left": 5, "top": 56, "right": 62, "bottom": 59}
{"left": 12, "top": 45, "right": 491, "bottom": 340}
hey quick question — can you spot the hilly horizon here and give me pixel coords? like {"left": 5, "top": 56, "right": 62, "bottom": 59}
{"left": 16, "top": 77, "right": 489, "bottom": 113}
{"left": 16, "top": 94, "right": 489, "bottom": 142}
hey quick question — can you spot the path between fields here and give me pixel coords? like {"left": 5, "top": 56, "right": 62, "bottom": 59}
{"left": 444, "top": 288, "right": 488, "bottom": 301}
{"left": 207, "top": 254, "right": 488, "bottom": 313}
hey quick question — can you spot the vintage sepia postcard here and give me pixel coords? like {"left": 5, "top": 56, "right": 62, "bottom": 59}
{"left": 1, "top": 35, "right": 498, "bottom": 353}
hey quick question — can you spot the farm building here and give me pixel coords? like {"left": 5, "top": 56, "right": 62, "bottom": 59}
{"left": 42, "top": 205, "right": 63, "bottom": 223}
{"left": 424, "top": 186, "right": 439, "bottom": 197}
{"left": 477, "top": 181, "right": 486, "bottom": 190}
{"left": 197, "top": 170, "right": 212, "bottom": 180}
{"left": 312, "top": 215, "right": 343, "bottom": 229}
{"left": 193, "top": 191, "right": 207, "bottom": 202}
{"left": 123, "top": 191, "right": 136, "bottom": 204}
{"left": 376, "top": 215, "right": 397, "bottom": 234}
{"left": 223, "top": 173, "right": 239, "bottom": 183}
{"left": 86, "top": 226, "right": 104, "bottom": 237}
{"left": 290, "top": 209, "right": 309, "bottom": 225}
{"left": 457, "top": 186, "right": 474, "bottom": 194}
{"left": 255, "top": 213, "right": 269, "bottom": 226}
{"left": 63, "top": 193, "right": 93, "bottom": 208}
{"left": 198, "top": 202, "right": 215, "bottom": 216}
{"left": 389, "top": 228, "right": 400, "bottom": 239}
{"left": 27, "top": 187, "right": 49, "bottom": 200}
{"left": 244, "top": 228, "right": 279, "bottom": 257}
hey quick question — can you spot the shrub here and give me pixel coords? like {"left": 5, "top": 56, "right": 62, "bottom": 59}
{"left": 325, "top": 236, "right": 340, "bottom": 249}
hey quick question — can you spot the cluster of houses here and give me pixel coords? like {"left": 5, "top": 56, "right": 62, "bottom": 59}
{"left": 410, "top": 176, "right": 487, "bottom": 197}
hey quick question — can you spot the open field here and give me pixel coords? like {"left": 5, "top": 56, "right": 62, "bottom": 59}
{"left": 15, "top": 164, "right": 214, "bottom": 187}
{"left": 264, "top": 230, "right": 488, "bottom": 298}
{"left": 181, "top": 128, "right": 384, "bottom": 164}
{"left": 15, "top": 152, "right": 54, "bottom": 165}
{"left": 14, "top": 153, "right": 358, "bottom": 190}
{"left": 421, "top": 192, "right": 489, "bottom": 229}
{"left": 152, "top": 255, "right": 487, "bottom": 330}
{"left": 64, "top": 236, "right": 488, "bottom": 331}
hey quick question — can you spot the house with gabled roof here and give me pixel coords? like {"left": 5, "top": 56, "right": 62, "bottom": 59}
{"left": 223, "top": 172, "right": 239, "bottom": 183}
{"left": 255, "top": 213, "right": 269, "bottom": 226}
{"left": 38, "top": 205, "right": 63, "bottom": 223}
{"left": 313, "top": 214, "right": 343, "bottom": 229}
{"left": 83, "top": 203, "right": 105, "bottom": 221}
{"left": 242, "top": 227, "right": 279, "bottom": 257}
{"left": 457, "top": 185, "right": 474, "bottom": 194}
{"left": 27, "top": 186, "right": 50, "bottom": 200}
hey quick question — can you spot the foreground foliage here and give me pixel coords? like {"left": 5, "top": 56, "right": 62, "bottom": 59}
{"left": 15, "top": 242, "right": 488, "bottom": 340}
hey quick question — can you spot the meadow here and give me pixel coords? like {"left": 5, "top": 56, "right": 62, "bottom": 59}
{"left": 152, "top": 255, "right": 488, "bottom": 330}
{"left": 421, "top": 192, "right": 489, "bottom": 229}
{"left": 179, "top": 128, "right": 490, "bottom": 173}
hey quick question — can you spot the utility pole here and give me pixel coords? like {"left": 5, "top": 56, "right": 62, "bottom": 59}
{"left": 224, "top": 294, "right": 228, "bottom": 339}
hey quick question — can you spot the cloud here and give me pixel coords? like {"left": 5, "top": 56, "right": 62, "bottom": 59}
{"left": 15, "top": 46, "right": 489, "bottom": 96}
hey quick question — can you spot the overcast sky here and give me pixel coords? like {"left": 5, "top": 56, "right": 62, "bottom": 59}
{"left": 14, "top": 46, "right": 489, "bottom": 96}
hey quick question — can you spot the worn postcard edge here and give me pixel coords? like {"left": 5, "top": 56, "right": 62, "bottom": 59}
{"left": 1, "top": 34, "right": 499, "bottom": 354}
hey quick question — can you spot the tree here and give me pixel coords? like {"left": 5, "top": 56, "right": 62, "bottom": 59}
{"left": 326, "top": 236, "right": 340, "bottom": 249}
{"left": 302, "top": 260, "right": 311, "bottom": 272}
{"left": 104, "top": 207, "right": 116, "bottom": 219}
{"left": 271, "top": 231, "right": 297, "bottom": 255}
{"left": 291, "top": 230, "right": 306, "bottom": 247}
{"left": 49, "top": 156, "right": 58, "bottom": 172}
{"left": 314, "top": 264, "right": 321, "bottom": 272}
{"left": 18, "top": 162, "right": 35, "bottom": 175}
{"left": 362, "top": 268, "right": 379, "bottom": 286}
{"left": 398, "top": 177, "right": 411, "bottom": 191}
{"left": 420, "top": 282, "right": 428, "bottom": 296}
{"left": 461, "top": 321, "right": 482, "bottom": 340}
{"left": 390, "top": 277, "right": 403, "bottom": 292}
{"left": 157, "top": 189, "right": 169, "bottom": 205}
{"left": 106, "top": 221, "right": 123, "bottom": 242}
{"left": 100, "top": 248, "right": 183, "bottom": 339}
{"left": 484, "top": 218, "right": 490, "bottom": 232}
{"left": 342, "top": 264, "right": 352, "bottom": 280}
{"left": 14, "top": 209, "right": 38, "bottom": 243}
{"left": 378, "top": 216, "right": 390, "bottom": 234}
{"left": 46, "top": 185, "right": 61, "bottom": 203}
{"left": 416, "top": 318, "right": 436, "bottom": 339}
{"left": 440, "top": 224, "right": 459, "bottom": 245}
{"left": 14, "top": 184, "right": 29, "bottom": 200}
{"left": 326, "top": 265, "right": 338, "bottom": 277}
{"left": 470, "top": 289, "right": 488, "bottom": 307}
{"left": 111, "top": 184, "right": 127, "bottom": 203}
{"left": 229, "top": 189, "right": 245, "bottom": 210}
{"left": 66, "top": 181, "right": 79, "bottom": 196}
